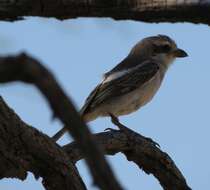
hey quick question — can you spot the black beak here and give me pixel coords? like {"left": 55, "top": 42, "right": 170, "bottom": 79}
{"left": 173, "top": 48, "right": 188, "bottom": 58}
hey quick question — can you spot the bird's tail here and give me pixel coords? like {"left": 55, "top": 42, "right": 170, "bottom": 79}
{"left": 52, "top": 83, "right": 101, "bottom": 141}
{"left": 51, "top": 111, "right": 96, "bottom": 141}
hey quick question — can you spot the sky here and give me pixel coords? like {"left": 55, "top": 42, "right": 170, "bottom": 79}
{"left": 0, "top": 17, "right": 209, "bottom": 190}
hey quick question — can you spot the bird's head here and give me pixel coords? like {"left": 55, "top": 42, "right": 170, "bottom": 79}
{"left": 129, "top": 35, "right": 188, "bottom": 67}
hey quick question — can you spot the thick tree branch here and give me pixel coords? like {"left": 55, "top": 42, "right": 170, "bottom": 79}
{"left": 0, "top": 0, "right": 210, "bottom": 25}
{"left": 64, "top": 129, "right": 191, "bottom": 190}
{"left": 0, "top": 96, "right": 86, "bottom": 190}
{"left": 0, "top": 53, "right": 123, "bottom": 190}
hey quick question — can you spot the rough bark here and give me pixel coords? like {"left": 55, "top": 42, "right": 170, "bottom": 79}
{"left": 64, "top": 129, "right": 191, "bottom": 190}
{"left": 0, "top": 0, "right": 210, "bottom": 25}
{"left": 0, "top": 96, "right": 86, "bottom": 190}
{"left": 0, "top": 53, "right": 123, "bottom": 190}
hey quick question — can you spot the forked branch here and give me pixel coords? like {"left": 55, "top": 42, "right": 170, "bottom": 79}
{"left": 0, "top": 53, "right": 123, "bottom": 190}
{"left": 0, "top": 53, "right": 191, "bottom": 190}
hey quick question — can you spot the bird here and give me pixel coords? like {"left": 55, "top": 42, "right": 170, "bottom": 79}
{"left": 52, "top": 34, "right": 188, "bottom": 141}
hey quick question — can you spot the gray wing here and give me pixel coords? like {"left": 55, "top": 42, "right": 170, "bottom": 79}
{"left": 81, "top": 60, "right": 159, "bottom": 115}
{"left": 80, "top": 83, "right": 102, "bottom": 115}
{"left": 104, "top": 54, "right": 145, "bottom": 77}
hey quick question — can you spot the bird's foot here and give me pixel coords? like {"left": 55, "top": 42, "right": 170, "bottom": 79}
{"left": 108, "top": 113, "right": 128, "bottom": 131}
{"left": 108, "top": 113, "right": 160, "bottom": 147}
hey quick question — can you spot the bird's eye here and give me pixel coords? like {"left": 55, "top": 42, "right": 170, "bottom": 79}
{"left": 153, "top": 43, "right": 171, "bottom": 54}
{"left": 161, "top": 44, "right": 171, "bottom": 52}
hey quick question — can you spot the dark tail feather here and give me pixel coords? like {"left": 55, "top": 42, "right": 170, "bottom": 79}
{"left": 52, "top": 113, "right": 86, "bottom": 141}
{"left": 52, "top": 111, "right": 94, "bottom": 141}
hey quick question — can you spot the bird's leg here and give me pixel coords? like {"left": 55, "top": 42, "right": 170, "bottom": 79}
{"left": 104, "top": 113, "right": 126, "bottom": 132}
{"left": 108, "top": 113, "right": 137, "bottom": 135}
{"left": 108, "top": 113, "right": 129, "bottom": 131}
{"left": 108, "top": 113, "right": 160, "bottom": 147}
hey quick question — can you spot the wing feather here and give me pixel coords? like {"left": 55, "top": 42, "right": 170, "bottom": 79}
{"left": 81, "top": 60, "right": 159, "bottom": 115}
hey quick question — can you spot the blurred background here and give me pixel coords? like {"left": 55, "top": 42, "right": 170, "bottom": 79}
{"left": 0, "top": 17, "right": 209, "bottom": 189}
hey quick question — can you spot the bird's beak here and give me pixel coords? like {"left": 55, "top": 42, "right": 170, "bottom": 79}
{"left": 172, "top": 48, "right": 188, "bottom": 58}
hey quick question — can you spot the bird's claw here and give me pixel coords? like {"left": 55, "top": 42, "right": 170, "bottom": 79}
{"left": 108, "top": 113, "right": 160, "bottom": 147}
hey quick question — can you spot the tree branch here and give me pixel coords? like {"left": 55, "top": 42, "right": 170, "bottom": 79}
{"left": 64, "top": 129, "right": 191, "bottom": 190}
{"left": 0, "top": 53, "right": 123, "bottom": 190}
{"left": 0, "top": 96, "right": 86, "bottom": 190}
{"left": 0, "top": 0, "right": 210, "bottom": 25}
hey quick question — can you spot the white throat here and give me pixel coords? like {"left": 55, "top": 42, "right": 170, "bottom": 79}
{"left": 153, "top": 53, "right": 175, "bottom": 70}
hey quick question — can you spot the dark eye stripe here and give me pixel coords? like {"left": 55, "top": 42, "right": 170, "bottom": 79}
{"left": 161, "top": 44, "right": 171, "bottom": 52}
{"left": 154, "top": 44, "right": 171, "bottom": 53}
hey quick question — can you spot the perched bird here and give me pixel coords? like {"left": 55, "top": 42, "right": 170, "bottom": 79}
{"left": 52, "top": 35, "right": 188, "bottom": 141}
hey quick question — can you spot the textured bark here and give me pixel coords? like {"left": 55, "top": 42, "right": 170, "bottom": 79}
{"left": 0, "top": 97, "right": 86, "bottom": 190}
{"left": 64, "top": 129, "right": 191, "bottom": 190}
{"left": 0, "top": 53, "right": 123, "bottom": 190}
{"left": 0, "top": 0, "right": 210, "bottom": 24}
